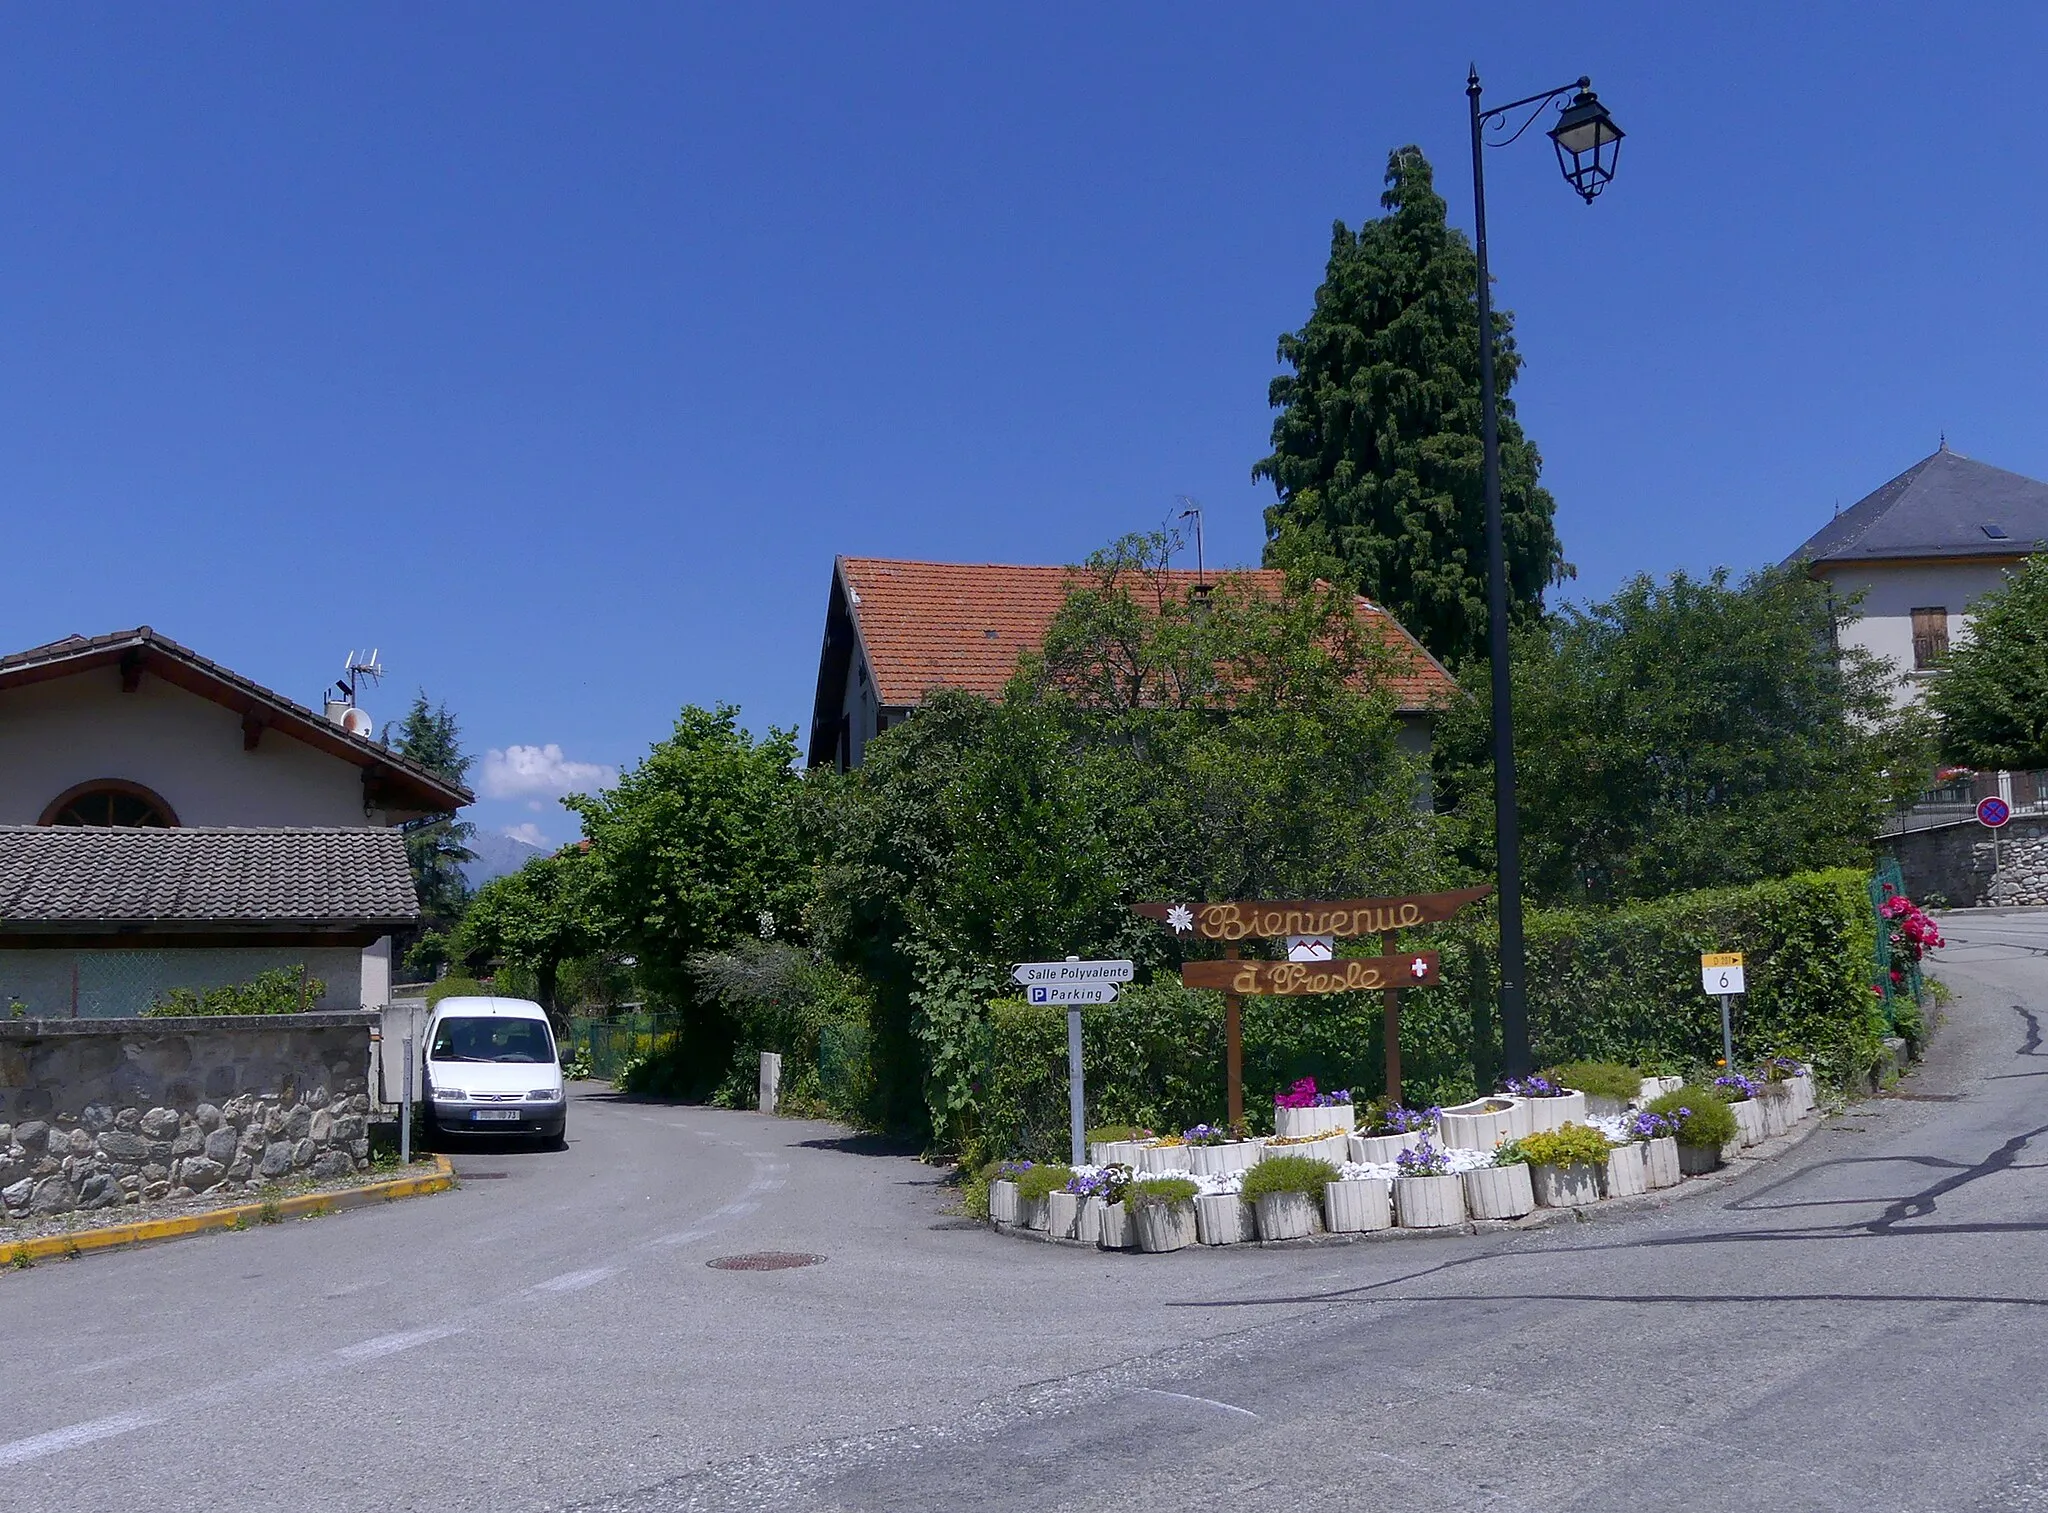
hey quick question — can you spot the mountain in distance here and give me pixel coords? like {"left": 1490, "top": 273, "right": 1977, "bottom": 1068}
{"left": 461, "top": 828, "right": 550, "bottom": 889}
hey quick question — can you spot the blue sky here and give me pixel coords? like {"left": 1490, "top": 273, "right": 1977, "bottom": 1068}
{"left": 4, "top": 6, "right": 2044, "bottom": 846}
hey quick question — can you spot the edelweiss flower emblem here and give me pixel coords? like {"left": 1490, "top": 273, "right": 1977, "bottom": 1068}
{"left": 1409, "top": 956, "right": 1429, "bottom": 979}
{"left": 1165, "top": 903, "right": 1195, "bottom": 934}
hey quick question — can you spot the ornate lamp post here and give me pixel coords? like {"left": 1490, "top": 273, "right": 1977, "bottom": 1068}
{"left": 1466, "top": 70, "right": 1622, "bottom": 1076}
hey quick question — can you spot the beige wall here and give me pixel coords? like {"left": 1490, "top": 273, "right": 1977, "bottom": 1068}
{"left": 0, "top": 673, "right": 380, "bottom": 826}
{"left": 1827, "top": 560, "right": 2021, "bottom": 707}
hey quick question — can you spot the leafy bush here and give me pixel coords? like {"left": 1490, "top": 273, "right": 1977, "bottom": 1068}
{"left": 1240, "top": 1155, "right": 1339, "bottom": 1201}
{"left": 1086, "top": 1124, "right": 1152, "bottom": 1143}
{"left": 145, "top": 965, "right": 327, "bottom": 1018}
{"left": 1542, "top": 1060, "right": 1641, "bottom": 1102}
{"left": 1014, "top": 1164, "right": 1075, "bottom": 1203}
{"left": 1126, "top": 1175, "right": 1198, "bottom": 1209}
{"left": 691, "top": 941, "right": 878, "bottom": 1117}
{"left": 1517, "top": 1123, "right": 1615, "bottom": 1169}
{"left": 1646, "top": 1085, "right": 1738, "bottom": 1149}
{"left": 1491, "top": 1138, "right": 1531, "bottom": 1166}
{"left": 427, "top": 977, "right": 486, "bottom": 1009}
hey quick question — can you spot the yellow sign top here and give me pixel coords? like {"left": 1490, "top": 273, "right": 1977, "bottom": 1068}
{"left": 1700, "top": 952, "right": 1744, "bottom": 969}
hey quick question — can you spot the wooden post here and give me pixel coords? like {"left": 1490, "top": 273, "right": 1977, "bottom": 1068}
{"left": 1223, "top": 944, "right": 1243, "bottom": 1130}
{"left": 1382, "top": 929, "right": 1402, "bottom": 1104}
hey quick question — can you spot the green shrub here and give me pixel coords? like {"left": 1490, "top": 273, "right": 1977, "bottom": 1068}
{"left": 1240, "top": 1155, "right": 1339, "bottom": 1201}
{"left": 1126, "top": 1175, "right": 1198, "bottom": 1209}
{"left": 1647, "top": 1085, "right": 1738, "bottom": 1148}
{"left": 1491, "top": 1138, "right": 1531, "bottom": 1166}
{"left": 1014, "top": 1164, "right": 1074, "bottom": 1203}
{"left": 427, "top": 977, "right": 486, "bottom": 1009}
{"left": 1542, "top": 1060, "right": 1641, "bottom": 1102}
{"left": 145, "top": 965, "right": 328, "bottom": 1018}
{"left": 1085, "top": 1124, "right": 1151, "bottom": 1143}
{"left": 1518, "top": 1123, "right": 1615, "bottom": 1169}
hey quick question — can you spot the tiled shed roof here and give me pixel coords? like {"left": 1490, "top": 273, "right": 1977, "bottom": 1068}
{"left": 0, "top": 827, "right": 420, "bottom": 929}
{"left": 836, "top": 558, "right": 1460, "bottom": 711}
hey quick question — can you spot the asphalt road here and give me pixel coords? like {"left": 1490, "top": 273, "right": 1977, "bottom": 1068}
{"left": 3, "top": 910, "right": 2044, "bottom": 1513}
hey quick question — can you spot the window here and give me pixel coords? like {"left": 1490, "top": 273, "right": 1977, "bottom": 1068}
{"left": 429, "top": 1016, "right": 555, "bottom": 1064}
{"left": 1910, "top": 607, "right": 1949, "bottom": 670}
{"left": 39, "top": 780, "right": 178, "bottom": 828}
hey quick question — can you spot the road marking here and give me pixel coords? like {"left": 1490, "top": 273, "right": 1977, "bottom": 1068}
{"left": 0, "top": 1410, "right": 160, "bottom": 1467}
{"left": 532, "top": 1266, "right": 616, "bottom": 1293}
{"left": 333, "top": 1325, "right": 465, "bottom": 1361}
{"left": 1134, "top": 1388, "right": 1260, "bottom": 1420}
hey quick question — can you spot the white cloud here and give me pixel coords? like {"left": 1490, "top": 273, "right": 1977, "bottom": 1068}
{"left": 503, "top": 823, "right": 551, "bottom": 849}
{"left": 480, "top": 744, "right": 617, "bottom": 801}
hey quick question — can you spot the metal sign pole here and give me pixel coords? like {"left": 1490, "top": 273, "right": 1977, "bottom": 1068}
{"left": 1063, "top": 957, "right": 1086, "bottom": 1167}
{"left": 1719, "top": 994, "right": 1734, "bottom": 1072}
{"left": 400, "top": 1034, "right": 414, "bottom": 1167}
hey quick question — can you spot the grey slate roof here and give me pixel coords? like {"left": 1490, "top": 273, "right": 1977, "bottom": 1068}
{"left": 0, "top": 827, "right": 420, "bottom": 928}
{"left": 1786, "top": 448, "right": 2048, "bottom": 569}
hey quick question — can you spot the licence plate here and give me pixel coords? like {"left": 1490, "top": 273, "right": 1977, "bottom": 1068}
{"left": 473, "top": 1109, "right": 522, "bottom": 1122}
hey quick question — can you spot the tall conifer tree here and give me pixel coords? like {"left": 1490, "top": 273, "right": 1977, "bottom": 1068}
{"left": 1256, "top": 147, "right": 1568, "bottom": 667}
{"left": 391, "top": 691, "right": 476, "bottom": 930}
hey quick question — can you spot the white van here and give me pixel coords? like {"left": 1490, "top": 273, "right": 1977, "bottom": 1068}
{"left": 421, "top": 996, "right": 566, "bottom": 1145}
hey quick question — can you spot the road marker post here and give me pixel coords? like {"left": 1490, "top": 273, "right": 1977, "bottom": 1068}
{"left": 400, "top": 1034, "right": 414, "bottom": 1168}
{"left": 1701, "top": 953, "right": 1745, "bottom": 1070}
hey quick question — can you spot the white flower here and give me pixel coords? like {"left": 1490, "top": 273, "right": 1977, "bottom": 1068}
{"left": 1166, "top": 903, "right": 1195, "bottom": 934}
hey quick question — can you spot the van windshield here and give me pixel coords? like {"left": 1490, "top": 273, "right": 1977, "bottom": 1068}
{"left": 429, "top": 1016, "right": 555, "bottom": 1064}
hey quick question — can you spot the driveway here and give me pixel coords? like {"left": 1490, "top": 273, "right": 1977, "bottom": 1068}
{"left": 3, "top": 912, "right": 2045, "bottom": 1512}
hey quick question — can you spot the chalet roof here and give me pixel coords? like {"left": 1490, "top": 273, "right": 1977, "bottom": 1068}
{"left": 0, "top": 628, "right": 472, "bottom": 819}
{"left": 1786, "top": 448, "right": 2048, "bottom": 570}
{"left": 810, "top": 556, "right": 1460, "bottom": 765}
{"left": 0, "top": 826, "right": 419, "bottom": 931}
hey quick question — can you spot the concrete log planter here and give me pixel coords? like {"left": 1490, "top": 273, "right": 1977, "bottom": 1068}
{"left": 1603, "top": 1144, "right": 1648, "bottom": 1199}
{"left": 1264, "top": 1133, "right": 1348, "bottom": 1168}
{"left": 1462, "top": 1163, "right": 1536, "bottom": 1219}
{"left": 1677, "top": 1142, "right": 1723, "bottom": 1176}
{"left": 1730, "top": 1099, "right": 1766, "bottom": 1148}
{"left": 1130, "top": 1198, "right": 1198, "bottom": 1253}
{"left": 1094, "top": 1199, "right": 1133, "bottom": 1250}
{"left": 1274, "top": 1105, "right": 1354, "bottom": 1138}
{"left": 1324, "top": 1178, "right": 1394, "bottom": 1233}
{"left": 1190, "top": 1139, "right": 1263, "bottom": 1177}
{"left": 1438, "top": 1097, "right": 1519, "bottom": 1148}
{"left": 1522, "top": 1091, "right": 1590, "bottom": 1133}
{"left": 989, "top": 1179, "right": 1021, "bottom": 1226}
{"left": 1137, "top": 1141, "right": 1189, "bottom": 1174}
{"left": 1758, "top": 1089, "right": 1795, "bottom": 1139}
{"left": 1642, "top": 1137, "right": 1682, "bottom": 1189}
{"left": 1531, "top": 1163, "right": 1602, "bottom": 1208}
{"left": 1088, "top": 1139, "right": 1144, "bottom": 1168}
{"left": 1393, "top": 1174, "right": 1466, "bottom": 1228}
{"left": 1349, "top": 1131, "right": 1417, "bottom": 1164}
{"left": 1019, "top": 1195, "right": 1051, "bottom": 1231}
{"left": 1195, "top": 1194, "right": 1254, "bottom": 1245}
{"left": 1047, "top": 1191, "right": 1094, "bottom": 1242}
{"left": 1253, "top": 1190, "right": 1323, "bottom": 1241}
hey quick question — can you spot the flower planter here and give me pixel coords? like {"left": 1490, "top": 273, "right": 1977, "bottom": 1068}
{"left": 1273, "top": 1107, "right": 1316, "bottom": 1139}
{"left": 1531, "top": 1163, "right": 1601, "bottom": 1208}
{"left": 1324, "top": 1178, "right": 1394, "bottom": 1232}
{"left": 1730, "top": 1099, "right": 1765, "bottom": 1148}
{"left": 1266, "top": 1133, "right": 1347, "bottom": 1167}
{"left": 1253, "top": 1190, "right": 1322, "bottom": 1241}
{"left": 1019, "top": 1195, "right": 1050, "bottom": 1231}
{"left": 1393, "top": 1174, "right": 1466, "bottom": 1228}
{"left": 1438, "top": 1097, "right": 1518, "bottom": 1149}
{"left": 1137, "top": 1143, "right": 1189, "bottom": 1174}
{"left": 1088, "top": 1139, "right": 1143, "bottom": 1169}
{"left": 1720, "top": 1136, "right": 1743, "bottom": 1165}
{"left": 1642, "top": 1136, "right": 1681, "bottom": 1189}
{"left": 1462, "top": 1163, "right": 1536, "bottom": 1220}
{"left": 1603, "top": 1145, "right": 1648, "bottom": 1199}
{"left": 1322, "top": 1104, "right": 1355, "bottom": 1134}
{"left": 989, "top": 1179, "right": 1020, "bottom": 1226}
{"left": 1094, "top": 1198, "right": 1133, "bottom": 1250}
{"left": 1130, "top": 1198, "right": 1198, "bottom": 1253}
{"left": 1758, "top": 1087, "right": 1796, "bottom": 1138}
{"left": 1677, "top": 1142, "right": 1722, "bottom": 1176}
{"left": 1210, "top": 1139, "right": 1264, "bottom": 1175}
{"left": 1194, "top": 1193, "right": 1254, "bottom": 1245}
{"left": 1186, "top": 1144, "right": 1219, "bottom": 1178}
{"left": 1522, "top": 1091, "right": 1590, "bottom": 1133}
{"left": 1046, "top": 1191, "right": 1085, "bottom": 1241}
{"left": 1349, "top": 1131, "right": 1414, "bottom": 1165}
{"left": 1791, "top": 1071, "right": 1815, "bottom": 1119}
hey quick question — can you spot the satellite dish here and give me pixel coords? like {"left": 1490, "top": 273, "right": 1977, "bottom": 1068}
{"left": 341, "top": 706, "right": 375, "bottom": 739}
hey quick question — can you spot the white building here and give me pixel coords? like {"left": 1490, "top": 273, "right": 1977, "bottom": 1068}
{"left": 1787, "top": 445, "right": 2048, "bottom": 705}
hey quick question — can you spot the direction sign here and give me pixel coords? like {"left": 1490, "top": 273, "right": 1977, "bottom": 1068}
{"left": 1978, "top": 795, "right": 2012, "bottom": 828}
{"left": 1027, "top": 982, "right": 1119, "bottom": 1006}
{"left": 1011, "top": 959, "right": 1134, "bottom": 986}
{"left": 1701, "top": 952, "right": 1746, "bottom": 996}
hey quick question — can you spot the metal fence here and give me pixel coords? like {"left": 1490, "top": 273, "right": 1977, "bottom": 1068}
{"left": 566, "top": 1010, "right": 684, "bottom": 1082}
{"left": 1879, "top": 768, "right": 2048, "bottom": 835}
{"left": 1870, "top": 856, "right": 1922, "bottom": 1029}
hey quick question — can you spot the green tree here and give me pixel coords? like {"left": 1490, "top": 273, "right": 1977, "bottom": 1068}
{"left": 1929, "top": 554, "right": 2048, "bottom": 769}
{"left": 569, "top": 706, "right": 807, "bottom": 1084}
{"left": 391, "top": 691, "right": 476, "bottom": 930}
{"left": 1254, "top": 146, "right": 1568, "bottom": 668}
{"left": 1437, "top": 566, "right": 1931, "bottom": 905}
{"left": 454, "top": 847, "right": 602, "bottom": 1014}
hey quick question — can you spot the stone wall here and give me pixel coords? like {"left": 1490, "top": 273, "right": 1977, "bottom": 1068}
{"left": 1878, "top": 815, "right": 2048, "bottom": 908}
{"left": 0, "top": 1011, "right": 376, "bottom": 1221}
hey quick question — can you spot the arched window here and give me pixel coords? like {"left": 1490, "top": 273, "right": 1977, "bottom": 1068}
{"left": 39, "top": 780, "right": 180, "bottom": 828}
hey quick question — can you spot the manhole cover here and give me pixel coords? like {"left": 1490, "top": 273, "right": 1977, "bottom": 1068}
{"left": 706, "top": 1252, "right": 826, "bottom": 1271}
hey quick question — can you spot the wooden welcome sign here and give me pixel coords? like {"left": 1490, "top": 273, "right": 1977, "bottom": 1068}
{"left": 1135, "top": 886, "right": 1490, "bottom": 1124}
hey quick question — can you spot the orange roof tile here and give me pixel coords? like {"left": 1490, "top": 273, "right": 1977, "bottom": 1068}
{"left": 836, "top": 557, "right": 1459, "bottom": 713}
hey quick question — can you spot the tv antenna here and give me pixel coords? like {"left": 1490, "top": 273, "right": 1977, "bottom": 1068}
{"left": 1176, "top": 497, "right": 1206, "bottom": 586}
{"left": 333, "top": 648, "right": 384, "bottom": 708}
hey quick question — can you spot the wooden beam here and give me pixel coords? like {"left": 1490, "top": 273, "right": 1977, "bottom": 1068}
{"left": 1182, "top": 952, "right": 1441, "bottom": 996}
{"left": 241, "top": 710, "right": 266, "bottom": 751}
{"left": 118, "top": 648, "right": 143, "bottom": 693}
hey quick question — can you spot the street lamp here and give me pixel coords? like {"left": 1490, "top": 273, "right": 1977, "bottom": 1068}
{"left": 1466, "top": 68, "right": 1623, "bottom": 1077}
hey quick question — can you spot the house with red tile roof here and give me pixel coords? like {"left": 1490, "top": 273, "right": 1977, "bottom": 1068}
{"left": 807, "top": 556, "right": 1460, "bottom": 780}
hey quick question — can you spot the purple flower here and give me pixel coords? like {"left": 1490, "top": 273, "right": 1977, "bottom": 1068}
{"left": 1504, "top": 1075, "right": 1562, "bottom": 1098}
{"left": 1715, "top": 1073, "right": 1759, "bottom": 1100}
{"left": 1629, "top": 1110, "right": 1674, "bottom": 1141}
{"left": 1395, "top": 1133, "right": 1448, "bottom": 1177}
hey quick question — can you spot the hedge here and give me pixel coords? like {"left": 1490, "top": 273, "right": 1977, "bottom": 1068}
{"left": 967, "top": 867, "right": 1882, "bottom": 1165}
